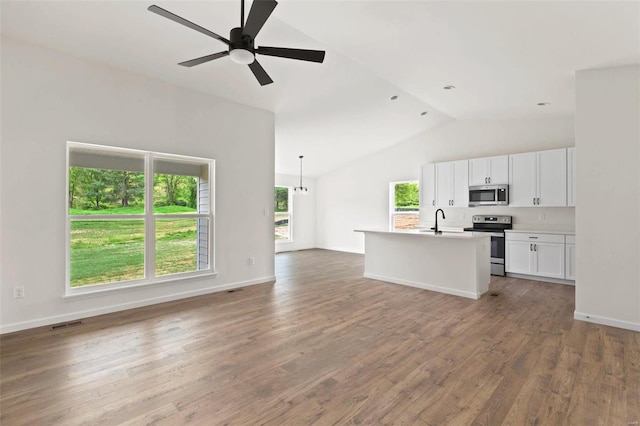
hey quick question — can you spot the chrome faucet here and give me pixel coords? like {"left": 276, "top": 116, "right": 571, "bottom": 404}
{"left": 434, "top": 209, "right": 446, "bottom": 234}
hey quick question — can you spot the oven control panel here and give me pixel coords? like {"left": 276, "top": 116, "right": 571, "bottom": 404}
{"left": 472, "top": 215, "right": 512, "bottom": 224}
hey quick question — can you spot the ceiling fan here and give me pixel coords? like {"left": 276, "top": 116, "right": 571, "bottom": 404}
{"left": 148, "top": 0, "right": 326, "bottom": 86}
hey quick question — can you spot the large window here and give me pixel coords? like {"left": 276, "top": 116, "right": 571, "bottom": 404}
{"left": 390, "top": 181, "right": 420, "bottom": 230}
{"left": 66, "top": 142, "right": 214, "bottom": 294}
{"left": 274, "top": 186, "right": 292, "bottom": 242}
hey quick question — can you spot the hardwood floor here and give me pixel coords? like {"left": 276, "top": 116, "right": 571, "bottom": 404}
{"left": 1, "top": 249, "right": 638, "bottom": 425}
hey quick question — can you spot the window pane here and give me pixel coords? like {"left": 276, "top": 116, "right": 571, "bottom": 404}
{"left": 394, "top": 182, "right": 419, "bottom": 212}
{"left": 70, "top": 220, "right": 145, "bottom": 287}
{"left": 274, "top": 186, "right": 290, "bottom": 241}
{"left": 393, "top": 214, "right": 420, "bottom": 230}
{"left": 274, "top": 187, "right": 289, "bottom": 212}
{"left": 155, "top": 218, "right": 202, "bottom": 276}
{"left": 153, "top": 173, "right": 199, "bottom": 214}
{"left": 68, "top": 167, "right": 145, "bottom": 214}
{"left": 275, "top": 213, "right": 290, "bottom": 240}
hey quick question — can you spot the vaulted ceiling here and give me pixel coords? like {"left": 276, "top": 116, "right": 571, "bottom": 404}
{"left": 2, "top": 1, "right": 639, "bottom": 176}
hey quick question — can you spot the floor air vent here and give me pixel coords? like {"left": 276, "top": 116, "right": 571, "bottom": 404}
{"left": 50, "top": 320, "right": 83, "bottom": 330}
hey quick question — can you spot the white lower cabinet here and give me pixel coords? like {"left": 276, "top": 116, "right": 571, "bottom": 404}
{"left": 534, "top": 242, "right": 565, "bottom": 279}
{"left": 565, "top": 235, "right": 576, "bottom": 280}
{"left": 504, "top": 241, "right": 533, "bottom": 275}
{"left": 505, "top": 232, "right": 566, "bottom": 280}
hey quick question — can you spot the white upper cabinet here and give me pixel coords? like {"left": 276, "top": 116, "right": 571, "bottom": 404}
{"left": 468, "top": 155, "right": 509, "bottom": 186}
{"left": 452, "top": 160, "right": 469, "bottom": 207}
{"left": 567, "top": 147, "right": 576, "bottom": 207}
{"left": 538, "top": 149, "right": 567, "bottom": 206}
{"left": 508, "top": 152, "right": 537, "bottom": 206}
{"left": 509, "top": 148, "right": 567, "bottom": 207}
{"left": 420, "top": 163, "right": 436, "bottom": 208}
{"left": 435, "top": 162, "right": 452, "bottom": 207}
{"left": 436, "top": 160, "right": 468, "bottom": 207}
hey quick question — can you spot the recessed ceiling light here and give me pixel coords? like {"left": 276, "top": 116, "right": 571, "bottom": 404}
{"left": 420, "top": 111, "right": 428, "bottom": 116}
{"left": 390, "top": 95, "right": 399, "bottom": 100}
{"left": 537, "top": 102, "right": 550, "bottom": 106}
{"left": 443, "top": 85, "right": 456, "bottom": 90}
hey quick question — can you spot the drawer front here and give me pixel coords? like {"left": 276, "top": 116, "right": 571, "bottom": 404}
{"left": 505, "top": 232, "right": 565, "bottom": 244}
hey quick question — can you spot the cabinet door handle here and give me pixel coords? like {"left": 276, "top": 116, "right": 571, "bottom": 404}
{"left": 485, "top": 177, "right": 488, "bottom": 184}
{"left": 432, "top": 200, "right": 435, "bottom": 206}
{"left": 488, "top": 177, "right": 491, "bottom": 184}
{"left": 530, "top": 243, "right": 533, "bottom": 251}
{"left": 533, "top": 197, "right": 536, "bottom": 205}
{"left": 537, "top": 197, "right": 540, "bottom": 205}
{"left": 534, "top": 244, "right": 537, "bottom": 251}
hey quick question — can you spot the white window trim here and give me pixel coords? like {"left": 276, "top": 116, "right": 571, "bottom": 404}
{"left": 65, "top": 141, "right": 216, "bottom": 297}
{"left": 389, "top": 180, "right": 420, "bottom": 230}
{"left": 275, "top": 185, "right": 293, "bottom": 244}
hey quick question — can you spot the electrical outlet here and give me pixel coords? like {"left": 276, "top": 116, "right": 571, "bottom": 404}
{"left": 13, "top": 286, "right": 25, "bottom": 299}
{"left": 248, "top": 257, "right": 256, "bottom": 266}
{"left": 538, "top": 212, "right": 546, "bottom": 221}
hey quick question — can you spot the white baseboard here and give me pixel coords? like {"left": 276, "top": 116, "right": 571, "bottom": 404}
{"left": 574, "top": 311, "right": 640, "bottom": 332}
{"left": 506, "top": 272, "right": 575, "bottom": 286}
{"left": 364, "top": 273, "right": 481, "bottom": 300}
{"left": 318, "top": 246, "right": 365, "bottom": 255}
{"left": 0, "top": 276, "right": 275, "bottom": 335}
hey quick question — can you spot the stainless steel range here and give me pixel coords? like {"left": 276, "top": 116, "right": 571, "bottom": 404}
{"left": 464, "top": 215, "right": 512, "bottom": 276}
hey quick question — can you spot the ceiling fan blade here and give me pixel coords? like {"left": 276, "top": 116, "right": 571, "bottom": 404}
{"left": 248, "top": 60, "right": 274, "bottom": 86}
{"left": 256, "top": 46, "right": 325, "bottom": 63}
{"left": 243, "top": 0, "right": 278, "bottom": 39}
{"left": 148, "top": 5, "right": 230, "bottom": 45}
{"left": 179, "top": 51, "right": 229, "bottom": 67}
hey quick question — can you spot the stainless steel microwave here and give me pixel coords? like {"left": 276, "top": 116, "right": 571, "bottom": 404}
{"left": 469, "top": 184, "right": 509, "bottom": 207}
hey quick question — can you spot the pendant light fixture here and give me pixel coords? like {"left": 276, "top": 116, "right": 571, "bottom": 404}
{"left": 293, "top": 155, "right": 308, "bottom": 195}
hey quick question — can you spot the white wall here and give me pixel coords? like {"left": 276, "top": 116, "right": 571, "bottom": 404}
{"left": 275, "top": 173, "right": 316, "bottom": 252}
{"left": 0, "top": 38, "right": 276, "bottom": 333}
{"left": 575, "top": 64, "right": 640, "bottom": 331}
{"left": 316, "top": 117, "right": 575, "bottom": 253}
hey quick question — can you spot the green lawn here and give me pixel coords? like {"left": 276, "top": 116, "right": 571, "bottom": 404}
{"left": 70, "top": 211, "right": 201, "bottom": 287}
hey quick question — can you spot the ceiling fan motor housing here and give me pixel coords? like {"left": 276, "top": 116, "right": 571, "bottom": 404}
{"left": 229, "top": 27, "right": 255, "bottom": 63}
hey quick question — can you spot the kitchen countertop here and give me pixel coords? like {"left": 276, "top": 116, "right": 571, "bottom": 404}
{"left": 354, "top": 228, "right": 489, "bottom": 240}
{"left": 356, "top": 227, "right": 491, "bottom": 300}
{"left": 505, "top": 229, "right": 575, "bottom": 235}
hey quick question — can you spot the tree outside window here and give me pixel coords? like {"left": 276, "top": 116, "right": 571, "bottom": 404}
{"left": 274, "top": 186, "right": 292, "bottom": 242}
{"left": 390, "top": 181, "right": 420, "bottom": 230}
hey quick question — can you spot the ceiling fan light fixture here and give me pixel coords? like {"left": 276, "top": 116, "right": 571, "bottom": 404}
{"left": 230, "top": 48, "right": 255, "bottom": 64}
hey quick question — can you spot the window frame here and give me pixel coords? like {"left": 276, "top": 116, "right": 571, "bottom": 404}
{"left": 274, "top": 185, "right": 293, "bottom": 244}
{"left": 389, "top": 180, "right": 420, "bottom": 230}
{"left": 65, "top": 141, "right": 216, "bottom": 297}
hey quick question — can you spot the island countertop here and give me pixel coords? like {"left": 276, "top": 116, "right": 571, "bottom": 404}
{"left": 354, "top": 228, "right": 490, "bottom": 240}
{"left": 355, "top": 228, "right": 491, "bottom": 300}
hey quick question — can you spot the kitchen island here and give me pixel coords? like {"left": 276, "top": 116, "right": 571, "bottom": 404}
{"left": 354, "top": 229, "right": 491, "bottom": 300}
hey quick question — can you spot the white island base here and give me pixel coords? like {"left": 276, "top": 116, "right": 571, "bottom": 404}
{"left": 355, "top": 229, "right": 491, "bottom": 300}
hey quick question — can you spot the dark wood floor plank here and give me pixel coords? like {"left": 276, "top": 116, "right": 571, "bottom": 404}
{"left": 1, "top": 249, "right": 638, "bottom": 425}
